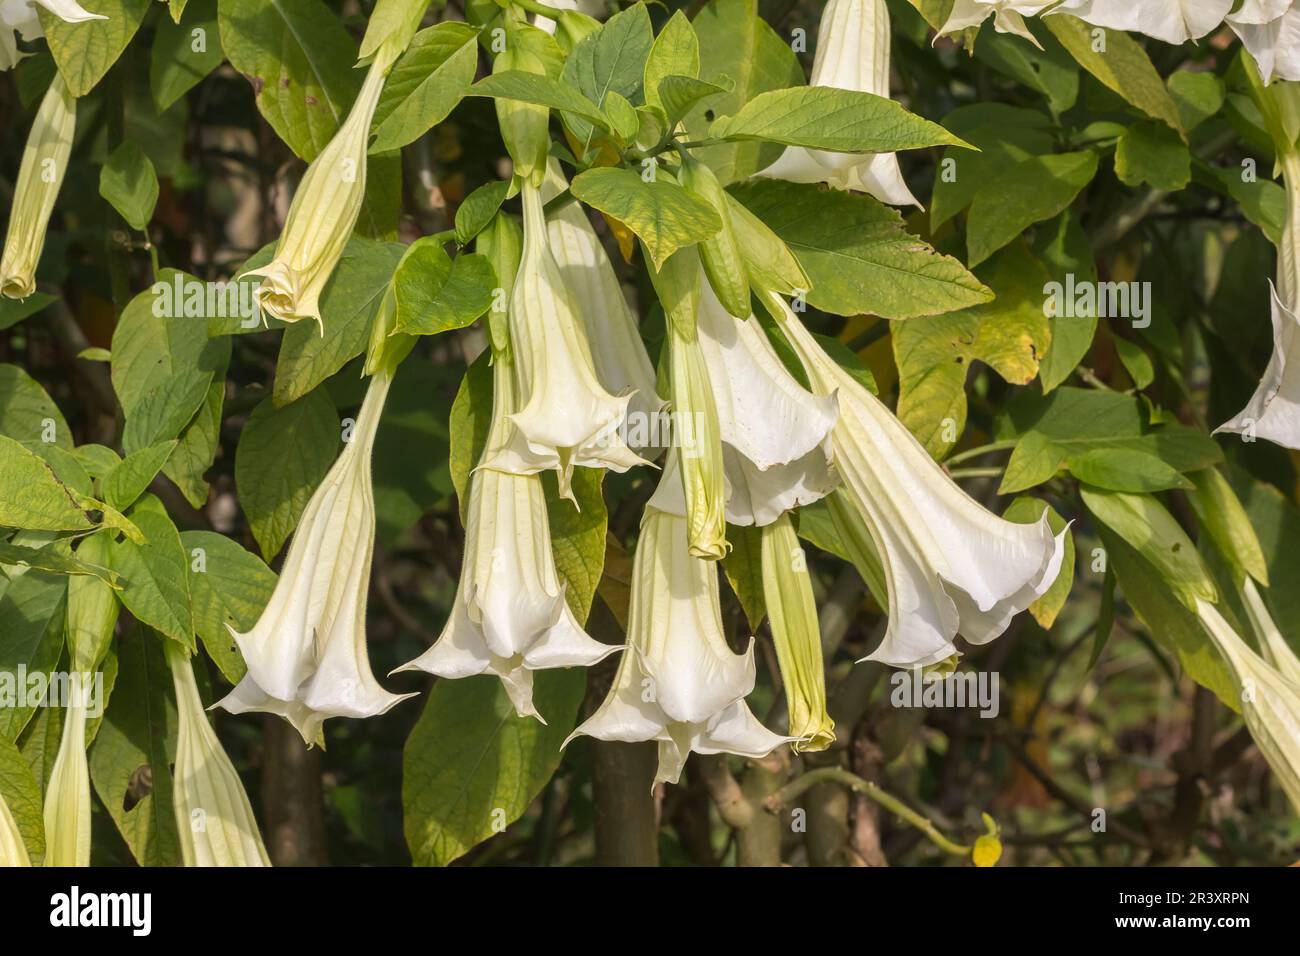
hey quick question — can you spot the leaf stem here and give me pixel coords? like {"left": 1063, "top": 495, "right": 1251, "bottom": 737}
{"left": 508, "top": 0, "right": 568, "bottom": 19}
{"left": 943, "top": 438, "right": 1016, "bottom": 467}
{"left": 766, "top": 767, "right": 972, "bottom": 857}
{"left": 947, "top": 467, "right": 1003, "bottom": 480}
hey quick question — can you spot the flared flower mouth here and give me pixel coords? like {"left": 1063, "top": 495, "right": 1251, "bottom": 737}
{"left": 1214, "top": 282, "right": 1300, "bottom": 450}
{"left": 0, "top": 274, "right": 34, "bottom": 300}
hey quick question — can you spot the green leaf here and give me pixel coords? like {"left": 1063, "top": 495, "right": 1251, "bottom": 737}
{"left": 469, "top": 71, "right": 612, "bottom": 134}
{"left": 974, "top": 27, "right": 1078, "bottom": 114}
{"left": 0, "top": 293, "right": 57, "bottom": 332}
{"left": 107, "top": 496, "right": 196, "bottom": 651}
{"left": 713, "top": 86, "right": 970, "bottom": 153}
{"left": 894, "top": 243, "right": 1051, "bottom": 458}
{"left": 731, "top": 179, "right": 993, "bottom": 319}
{"left": 1112, "top": 336, "right": 1154, "bottom": 389}
{"left": 1233, "top": 471, "right": 1300, "bottom": 641}
{"left": 217, "top": 0, "right": 360, "bottom": 161}
{"left": 0, "top": 735, "right": 44, "bottom": 863}
{"left": 657, "top": 74, "right": 733, "bottom": 129}
{"left": 89, "top": 632, "right": 182, "bottom": 867}
{"left": 392, "top": 241, "right": 497, "bottom": 336}
{"left": 236, "top": 388, "right": 339, "bottom": 561}
{"left": 163, "top": 371, "right": 225, "bottom": 509}
{"left": 110, "top": 274, "right": 231, "bottom": 454}
{"left": 542, "top": 469, "right": 606, "bottom": 624}
{"left": 402, "top": 671, "right": 585, "bottom": 867}
{"left": 370, "top": 22, "right": 480, "bottom": 153}
{"left": 1033, "top": 212, "right": 1098, "bottom": 393}
{"left": 1043, "top": 17, "right": 1183, "bottom": 134}
{"left": 1101, "top": 527, "right": 1237, "bottom": 709}
{"left": 181, "top": 531, "right": 276, "bottom": 685}
{"left": 448, "top": 352, "right": 493, "bottom": 522}
{"left": 570, "top": 167, "right": 721, "bottom": 268}
{"left": 275, "top": 238, "right": 405, "bottom": 406}
{"left": 1081, "top": 487, "right": 1216, "bottom": 609}
{"left": 1003, "top": 497, "right": 1074, "bottom": 629}
{"left": 150, "top": 0, "right": 223, "bottom": 111}
{"left": 1115, "top": 121, "right": 1190, "bottom": 191}
{"left": 1187, "top": 468, "right": 1268, "bottom": 588}
{"left": 372, "top": 359, "right": 454, "bottom": 544}
{"left": 0, "top": 435, "right": 94, "bottom": 532}
{"left": 102, "top": 441, "right": 178, "bottom": 513}
{"left": 683, "top": 0, "right": 803, "bottom": 184}
{"left": 561, "top": 0, "right": 654, "bottom": 148}
{"left": 0, "top": 571, "right": 66, "bottom": 740}
{"left": 643, "top": 10, "right": 699, "bottom": 109}
{"left": 0, "top": 541, "right": 118, "bottom": 586}
{"left": 722, "top": 524, "right": 765, "bottom": 632}
{"left": 966, "top": 150, "right": 1099, "bottom": 268}
{"left": 454, "top": 180, "right": 510, "bottom": 247}
{"left": 1168, "top": 71, "right": 1224, "bottom": 133}
{"left": 39, "top": 0, "right": 151, "bottom": 96}
{"left": 0, "top": 364, "right": 72, "bottom": 449}
{"left": 1069, "top": 448, "right": 1193, "bottom": 493}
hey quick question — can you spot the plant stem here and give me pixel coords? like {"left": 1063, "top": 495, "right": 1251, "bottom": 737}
{"left": 947, "top": 467, "right": 1003, "bottom": 480}
{"left": 767, "top": 767, "right": 972, "bottom": 858}
{"left": 943, "top": 438, "right": 1016, "bottom": 467}
{"left": 509, "top": 0, "right": 568, "bottom": 19}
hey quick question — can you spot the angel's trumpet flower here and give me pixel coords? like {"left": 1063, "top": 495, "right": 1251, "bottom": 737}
{"left": 1052, "top": 0, "right": 1233, "bottom": 45}
{"left": 1215, "top": 151, "right": 1300, "bottom": 449}
{"left": 1196, "top": 598, "right": 1300, "bottom": 814}
{"left": 539, "top": 159, "right": 664, "bottom": 442}
{"left": 567, "top": 473, "right": 792, "bottom": 785}
{"left": 768, "top": 292, "right": 1066, "bottom": 668}
{"left": 216, "top": 371, "right": 414, "bottom": 746}
{"left": 244, "top": 45, "right": 401, "bottom": 328}
{"left": 762, "top": 515, "right": 835, "bottom": 751}
{"left": 1227, "top": 1, "right": 1300, "bottom": 84}
{"left": 1, "top": 1, "right": 105, "bottom": 72}
{"left": 759, "top": 0, "right": 919, "bottom": 206}
{"left": 167, "top": 644, "right": 270, "bottom": 867}
{"left": 1, "top": 71, "right": 75, "bottom": 299}
{"left": 394, "top": 353, "right": 619, "bottom": 720}
{"left": 43, "top": 531, "right": 116, "bottom": 867}
{"left": 0, "top": 790, "right": 29, "bottom": 866}
{"left": 937, "top": 0, "right": 1056, "bottom": 46}
{"left": 483, "top": 183, "right": 648, "bottom": 499}
{"left": 1242, "top": 579, "right": 1300, "bottom": 689}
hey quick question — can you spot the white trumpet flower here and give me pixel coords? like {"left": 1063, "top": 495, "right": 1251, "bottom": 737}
{"left": 216, "top": 370, "right": 415, "bottom": 746}
{"left": 0, "top": 790, "right": 30, "bottom": 866}
{"left": 1242, "top": 579, "right": 1300, "bottom": 689}
{"left": 1196, "top": 598, "right": 1300, "bottom": 815}
{"left": 937, "top": 0, "right": 1055, "bottom": 46}
{"left": 395, "top": 354, "right": 619, "bottom": 721}
{"left": 758, "top": 0, "right": 920, "bottom": 206}
{"left": 1053, "top": 0, "right": 1233, "bottom": 45}
{"left": 567, "top": 494, "right": 792, "bottom": 785}
{"left": 1, "top": 71, "right": 74, "bottom": 299}
{"left": 244, "top": 45, "right": 400, "bottom": 328}
{"left": 42, "top": 693, "right": 89, "bottom": 866}
{"left": 1227, "top": 1, "right": 1300, "bottom": 83}
{"left": 1216, "top": 151, "right": 1300, "bottom": 449}
{"left": 483, "top": 183, "right": 648, "bottom": 499}
{"left": 1, "top": 0, "right": 105, "bottom": 71}
{"left": 647, "top": 283, "right": 840, "bottom": 528}
{"left": 167, "top": 645, "right": 270, "bottom": 867}
{"left": 768, "top": 292, "right": 1066, "bottom": 668}
{"left": 539, "top": 160, "right": 664, "bottom": 442}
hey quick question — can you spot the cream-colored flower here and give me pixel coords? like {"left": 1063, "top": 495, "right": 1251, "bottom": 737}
{"left": 216, "top": 370, "right": 415, "bottom": 745}
{"left": 1, "top": 71, "right": 75, "bottom": 299}
{"left": 1227, "top": 0, "right": 1300, "bottom": 83}
{"left": 762, "top": 514, "right": 834, "bottom": 751}
{"left": 1242, "top": 579, "right": 1300, "bottom": 688}
{"left": 168, "top": 644, "right": 270, "bottom": 867}
{"left": 539, "top": 160, "right": 664, "bottom": 441}
{"left": 567, "top": 486, "right": 792, "bottom": 785}
{"left": 1, "top": 0, "right": 105, "bottom": 71}
{"left": 43, "top": 530, "right": 117, "bottom": 867}
{"left": 1054, "top": 0, "right": 1233, "bottom": 44}
{"left": 937, "top": 0, "right": 1056, "bottom": 46}
{"left": 394, "top": 352, "right": 619, "bottom": 720}
{"left": 0, "top": 790, "right": 30, "bottom": 866}
{"left": 759, "top": 0, "right": 920, "bottom": 206}
{"left": 244, "top": 45, "right": 400, "bottom": 328}
{"left": 768, "top": 292, "right": 1066, "bottom": 668}
{"left": 482, "top": 183, "right": 648, "bottom": 499}
{"left": 1196, "top": 598, "right": 1300, "bottom": 814}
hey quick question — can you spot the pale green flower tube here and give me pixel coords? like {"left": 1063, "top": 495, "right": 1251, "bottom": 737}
{"left": 761, "top": 515, "right": 834, "bottom": 751}
{"left": 1242, "top": 579, "right": 1300, "bottom": 689}
{"left": 43, "top": 531, "right": 118, "bottom": 867}
{"left": 1, "top": 71, "right": 75, "bottom": 299}
{"left": 167, "top": 644, "right": 271, "bottom": 867}
{"left": 0, "top": 790, "right": 30, "bottom": 866}
{"left": 1196, "top": 598, "right": 1300, "bottom": 815}
{"left": 244, "top": 45, "right": 400, "bottom": 328}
